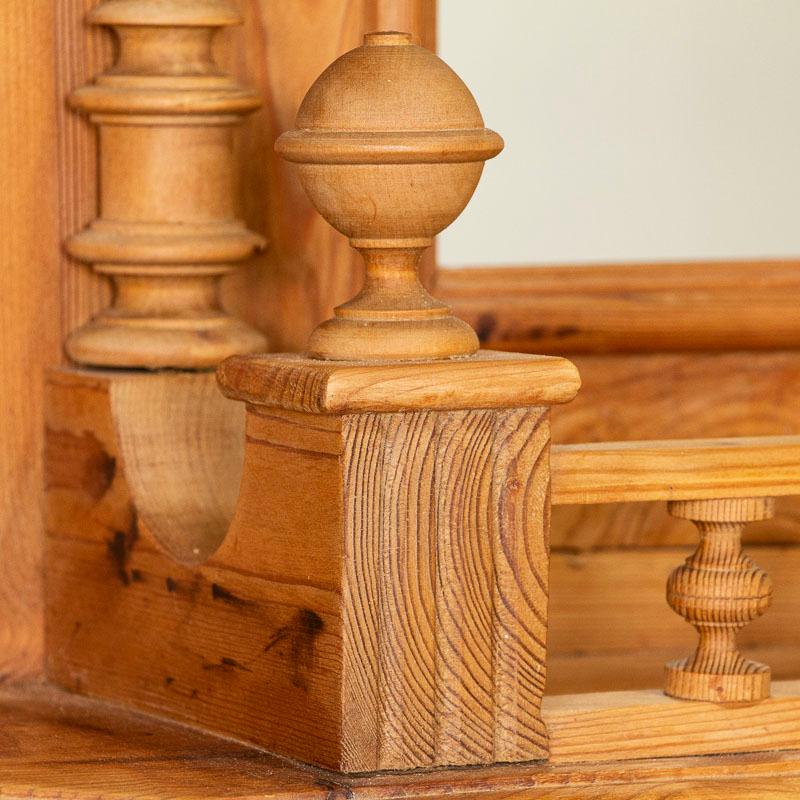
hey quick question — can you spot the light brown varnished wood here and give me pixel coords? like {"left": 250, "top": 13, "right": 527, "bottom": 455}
{"left": 542, "top": 680, "right": 800, "bottom": 765}
{"left": 218, "top": 350, "right": 580, "bottom": 413}
{"left": 438, "top": 260, "right": 800, "bottom": 354}
{"left": 65, "top": 0, "right": 268, "bottom": 368}
{"left": 275, "top": 30, "right": 502, "bottom": 360}
{"left": 0, "top": 0, "right": 61, "bottom": 679}
{"left": 665, "top": 497, "right": 774, "bottom": 702}
{"left": 46, "top": 364, "right": 562, "bottom": 772}
{"left": 5, "top": 682, "right": 800, "bottom": 798}
{"left": 550, "top": 436, "right": 800, "bottom": 505}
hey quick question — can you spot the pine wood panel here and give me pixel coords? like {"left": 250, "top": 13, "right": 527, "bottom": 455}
{"left": 0, "top": 0, "right": 61, "bottom": 679}
{"left": 543, "top": 681, "right": 800, "bottom": 765}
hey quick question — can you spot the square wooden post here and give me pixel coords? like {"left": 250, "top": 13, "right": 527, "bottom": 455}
{"left": 217, "top": 351, "right": 579, "bottom": 770}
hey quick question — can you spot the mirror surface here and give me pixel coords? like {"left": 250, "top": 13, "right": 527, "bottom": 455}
{"left": 438, "top": 0, "right": 800, "bottom": 267}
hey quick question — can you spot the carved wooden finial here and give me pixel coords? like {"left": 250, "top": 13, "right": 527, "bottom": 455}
{"left": 66, "top": 0, "right": 268, "bottom": 369}
{"left": 276, "top": 31, "right": 503, "bottom": 361}
{"left": 666, "top": 497, "right": 774, "bottom": 702}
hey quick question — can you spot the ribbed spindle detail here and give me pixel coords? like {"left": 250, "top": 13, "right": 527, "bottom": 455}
{"left": 665, "top": 497, "right": 774, "bottom": 702}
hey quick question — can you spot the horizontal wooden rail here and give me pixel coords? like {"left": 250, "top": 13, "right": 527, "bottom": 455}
{"left": 551, "top": 435, "right": 800, "bottom": 505}
{"left": 437, "top": 260, "right": 800, "bottom": 354}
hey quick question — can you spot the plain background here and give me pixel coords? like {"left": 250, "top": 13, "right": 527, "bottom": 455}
{"left": 438, "top": 0, "right": 800, "bottom": 267}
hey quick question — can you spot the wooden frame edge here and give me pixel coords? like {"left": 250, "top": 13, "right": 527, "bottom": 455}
{"left": 434, "top": 259, "right": 800, "bottom": 354}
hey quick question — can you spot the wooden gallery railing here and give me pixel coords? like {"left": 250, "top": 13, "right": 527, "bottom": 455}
{"left": 46, "top": 2, "right": 800, "bottom": 784}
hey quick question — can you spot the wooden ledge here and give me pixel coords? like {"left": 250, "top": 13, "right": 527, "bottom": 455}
{"left": 6, "top": 682, "right": 800, "bottom": 799}
{"left": 551, "top": 435, "right": 800, "bottom": 505}
{"left": 217, "top": 349, "right": 581, "bottom": 413}
{"left": 543, "top": 680, "right": 800, "bottom": 764}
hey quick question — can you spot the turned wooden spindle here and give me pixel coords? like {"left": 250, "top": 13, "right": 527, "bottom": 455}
{"left": 276, "top": 30, "right": 503, "bottom": 361}
{"left": 666, "top": 497, "right": 774, "bottom": 702}
{"left": 66, "top": 0, "right": 267, "bottom": 369}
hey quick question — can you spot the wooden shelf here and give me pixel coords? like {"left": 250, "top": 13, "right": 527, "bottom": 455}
{"left": 5, "top": 682, "right": 800, "bottom": 798}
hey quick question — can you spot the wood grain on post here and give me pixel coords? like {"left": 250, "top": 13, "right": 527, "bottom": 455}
{"left": 65, "top": 0, "right": 267, "bottom": 368}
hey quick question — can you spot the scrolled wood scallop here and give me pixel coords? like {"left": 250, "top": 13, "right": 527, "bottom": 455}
{"left": 65, "top": 0, "right": 268, "bottom": 369}
{"left": 665, "top": 497, "right": 774, "bottom": 702}
{"left": 275, "top": 31, "right": 503, "bottom": 361}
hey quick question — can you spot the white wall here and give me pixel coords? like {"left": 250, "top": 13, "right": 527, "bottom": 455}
{"left": 438, "top": 0, "right": 800, "bottom": 267}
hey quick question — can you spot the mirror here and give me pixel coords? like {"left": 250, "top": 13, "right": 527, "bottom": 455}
{"left": 438, "top": 0, "right": 800, "bottom": 267}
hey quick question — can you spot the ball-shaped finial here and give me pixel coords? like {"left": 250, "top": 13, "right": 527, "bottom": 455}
{"left": 276, "top": 32, "right": 503, "bottom": 361}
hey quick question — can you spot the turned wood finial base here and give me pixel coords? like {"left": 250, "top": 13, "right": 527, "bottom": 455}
{"left": 308, "top": 240, "right": 478, "bottom": 360}
{"left": 665, "top": 497, "right": 774, "bottom": 703}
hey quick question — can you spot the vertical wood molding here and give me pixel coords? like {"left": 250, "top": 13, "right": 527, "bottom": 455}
{"left": 55, "top": 0, "right": 112, "bottom": 351}
{"left": 0, "top": 0, "right": 61, "bottom": 677}
{"left": 64, "top": 0, "right": 268, "bottom": 369}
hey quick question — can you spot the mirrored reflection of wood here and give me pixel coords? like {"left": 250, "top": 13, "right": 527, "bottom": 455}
{"left": 65, "top": 0, "right": 268, "bottom": 368}
{"left": 665, "top": 497, "right": 774, "bottom": 702}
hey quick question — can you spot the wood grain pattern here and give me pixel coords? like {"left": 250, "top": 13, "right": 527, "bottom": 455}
{"left": 550, "top": 436, "right": 800, "bottom": 505}
{"left": 543, "top": 680, "right": 800, "bottom": 765}
{"left": 47, "top": 372, "right": 345, "bottom": 770}
{"left": 342, "top": 407, "right": 550, "bottom": 769}
{"left": 218, "top": 350, "right": 580, "bottom": 413}
{"left": 438, "top": 261, "right": 800, "bottom": 354}
{"left": 0, "top": 0, "right": 61, "bottom": 679}
{"left": 6, "top": 683, "right": 800, "bottom": 798}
